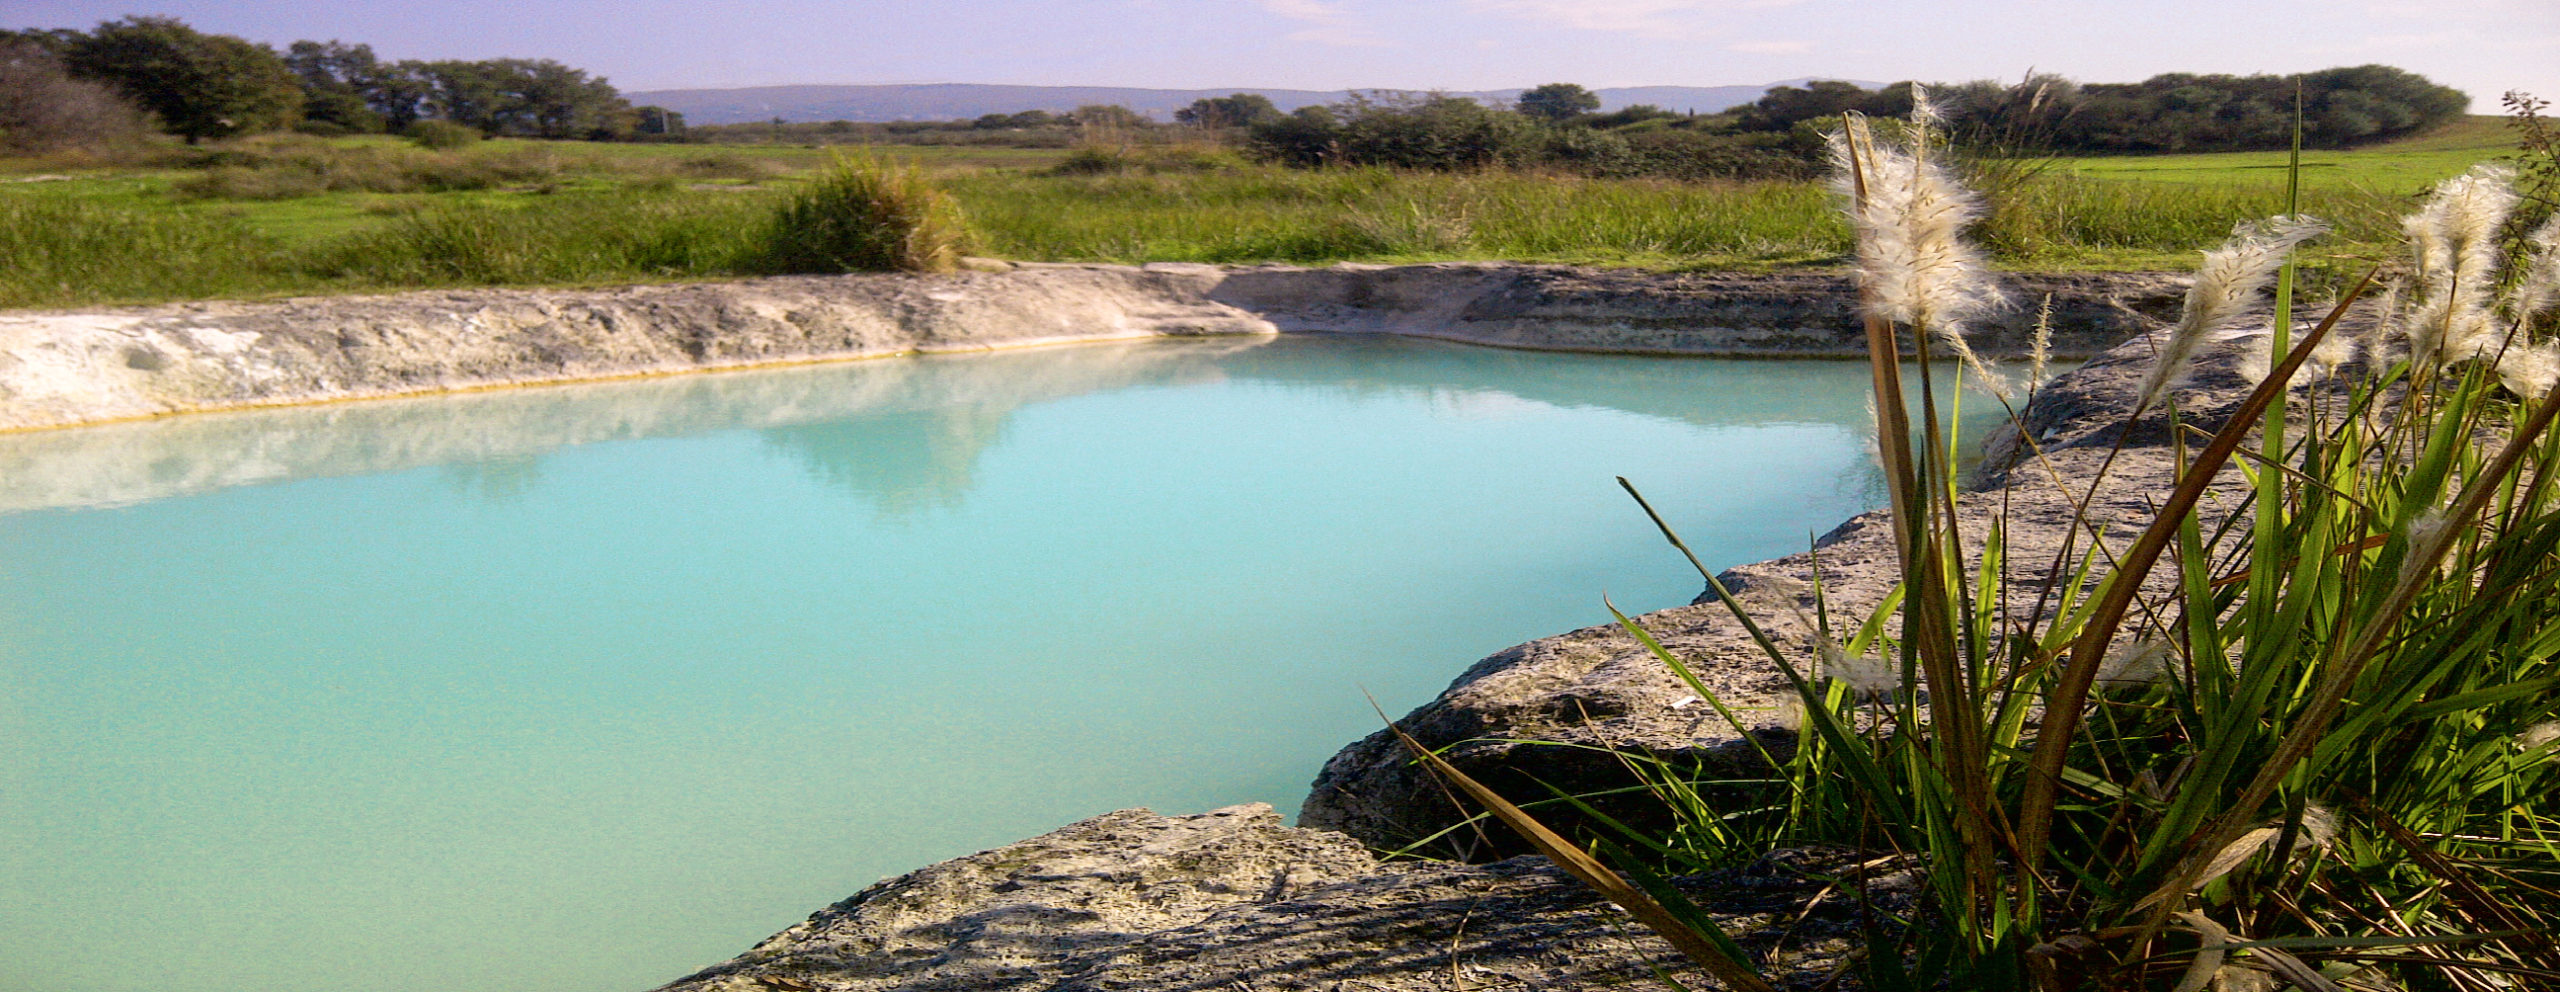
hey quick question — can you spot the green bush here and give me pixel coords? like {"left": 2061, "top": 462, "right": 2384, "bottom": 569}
{"left": 406, "top": 119, "right": 479, "bottom": 150}
{"left": 758, "top": 152, "right": 968, "bottom": 274}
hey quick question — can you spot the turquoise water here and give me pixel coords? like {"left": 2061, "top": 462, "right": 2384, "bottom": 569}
{"left": 0, "top": 336, "right": 1989, "bottom": 992}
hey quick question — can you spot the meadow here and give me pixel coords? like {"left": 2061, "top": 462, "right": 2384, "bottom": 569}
{"left": 0, "top": 116, "right": 2526, "bottom": 309}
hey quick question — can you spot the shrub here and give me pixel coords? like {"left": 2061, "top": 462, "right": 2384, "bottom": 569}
{"left": 1048, "top": 143, "right": 1247, "bottom": 176}
{"left": 758, "top": 152, "right": 968, "bottom": 274}
{"left": 1332, "top": 93, "right": 1537, "bottom": 170}
{"left": 0, "top": 39, "right": 151, "bottom": 154}
{"left": 406, "top": 118, "right": 478, "bottom": 149}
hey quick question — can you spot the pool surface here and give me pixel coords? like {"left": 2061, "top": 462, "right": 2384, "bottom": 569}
{"left": 0, "top": 336, "right": 1995, "bottom": 992}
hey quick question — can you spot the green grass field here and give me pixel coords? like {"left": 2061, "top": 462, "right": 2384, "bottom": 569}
{"left": 2055, "top": 115, "right": 2517, "bottom": 194}
{"left": 0, "top": 117, "right": 2535, "bottom": 309}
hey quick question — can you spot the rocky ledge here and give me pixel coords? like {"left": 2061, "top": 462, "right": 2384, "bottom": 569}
{"left": 649, "top": 293, "right": 2297, "bottom": 991}
{"left": 656, "top": 804, "right": 1896, "bottom": 992}
{"left": 0, "top": 262, "right": 2185, "bottom": 431}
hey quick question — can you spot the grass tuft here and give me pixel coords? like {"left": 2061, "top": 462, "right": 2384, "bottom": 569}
{"left": 757, "top": 151, "right": 969, "bottom": 275}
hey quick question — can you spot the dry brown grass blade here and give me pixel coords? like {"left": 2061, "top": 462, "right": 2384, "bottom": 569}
{"left": 1379, "top": 719, "right": 1781, "bottom": 992}
{"left": 2016, "top": 271, "right": 2377, "bottom": 875}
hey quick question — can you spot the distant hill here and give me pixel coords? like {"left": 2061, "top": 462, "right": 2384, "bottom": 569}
{"left": 626, "top": 80, "right": 1879, "bottom": 125}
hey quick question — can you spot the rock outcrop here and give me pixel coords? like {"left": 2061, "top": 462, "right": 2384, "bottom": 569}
{"left": 0, "top": 265, "right": 1276, "bottom": 432}
{"left": 0, "top": 263, "right": 2185, "bottom": 432}
{"left": 1211, "top": 264, "right": 2186, "bottom": 359}
{"left": 655, "top": 805, "right": 1894, "bottom": 992}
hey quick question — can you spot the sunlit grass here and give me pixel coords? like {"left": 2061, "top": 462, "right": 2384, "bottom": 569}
{"left": 0, "top": 116, "right": 2520, "bottom": 308}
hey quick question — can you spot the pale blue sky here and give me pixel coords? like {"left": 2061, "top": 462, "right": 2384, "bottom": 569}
{"left": 9, "top": 0, "right": 2555, "bottom": 107}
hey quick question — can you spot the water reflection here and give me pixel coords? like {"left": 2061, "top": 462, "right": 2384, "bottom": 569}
{"left": 0, "top": 336, "right": 1996, "bottom": 518}
{"left": 758, "top": 407, "right": 1013, "bottom": 517}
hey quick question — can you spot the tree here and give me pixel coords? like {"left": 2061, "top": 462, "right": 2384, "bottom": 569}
{"left": 285, "top": 40, "right": 384, "bottom": 132}
{"left": 414, "top": 58, "right": 631, "bottom": 138}
{"left": 1175, "top": 93, "right": 1281, "bottom": 129}
{"left": 0, "top": 39, "right": 149, "bottom": 153}
{"left": 1330, "top": 92, "right": 1536, "bottom": 169}
{"left": 358, "top": 60, "right": 433, "bottom": 131}
{"left": 1734, "top": 80, "right": 1874, "bottom": 131}
{"left": 62, "top": 16, "right": 302, "bottom": 143}
{"left": 1585, "top": 103, "right": 1678, "bottom": 129}
{"left": 1246, "top": 105, "right": 1340, "bottom": 166}
{"left": 1515, "top": 82, "right": 1599, "bottom": 124}
{"left": 633, "top": 105, "right": 685, "bottom": 137}
{"left": 1068, "top": 103, "right": 1149, "bottom": 130}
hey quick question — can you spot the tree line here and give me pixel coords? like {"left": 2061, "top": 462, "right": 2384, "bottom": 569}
{"left": 1721, "top": 66, "right": 2468, "bottom": 153}
{"left": 0, "top": 15, "right": 684, "bottom": 149}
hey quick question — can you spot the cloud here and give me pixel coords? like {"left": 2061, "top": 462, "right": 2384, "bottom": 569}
{"left": 1466, "top": 0, "right": 1800, "bottom": 37}
{"left": 1727, "top": 39, "right": 1813, "bottom": 54}
{"left": 1253, "top": 0, "right": 1392, "bottom": 46}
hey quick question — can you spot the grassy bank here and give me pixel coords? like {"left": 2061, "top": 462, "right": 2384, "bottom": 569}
{"left": 0, "top": 119, "right": 2522, "bottom": 308}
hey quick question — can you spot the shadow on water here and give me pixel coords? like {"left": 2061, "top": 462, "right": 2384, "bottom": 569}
{"left": 0, "top": 335, "right": 2007, "bottom": 518}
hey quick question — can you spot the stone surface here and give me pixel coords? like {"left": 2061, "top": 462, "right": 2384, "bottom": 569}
{"left": 654, "top": 805, "right": 1894, "bottom": 992}
{"left": 1211, "top": 263, "right": 2187, "bottom": 359}
{"left": 0, "top": 263, "right": 2186, "bottom": 432}
{"left": 0, "top": 266, "right": 1275, "bottom": 431}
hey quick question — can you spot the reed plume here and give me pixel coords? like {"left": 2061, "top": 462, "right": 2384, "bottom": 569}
{"left": 2496, "top": 339, "right": 2560, "bottom": 403}
{"left": 2136, "top": 216, "right": 2328, "bottom": 408}
{"left": 1827, "top": 103, "right": 2008, "bottom": 396}
{"left": 2029, "top": 293, "right": 2054, "bottom": 388}
{"left": 2514, "top": 212, "right": 2560, "bottom": 327}
{"left": 2399, "top": 164, "right": 2519, "bottom": 368}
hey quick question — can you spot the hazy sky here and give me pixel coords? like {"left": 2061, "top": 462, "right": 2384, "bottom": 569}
{"left": 9, "top": 0, "right": 2556, "bottom": 106}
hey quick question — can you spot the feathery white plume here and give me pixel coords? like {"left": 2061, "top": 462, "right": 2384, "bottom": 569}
{"left": 2239, "top": 315, "right": 2363, "bottom": 388}
{"left": 2137, "top": 216, "right": 2329, "bottom": 408}
{"left": 2308, "top": 315, "right": 2359, "bottom": 373}
{"left": 1821, "top": 638, "right": 1902, "bottom": 697}
{"left": 2514, "top": 212, "right": 2560, "bottom": 326}
{"left": 2400, "top": 510, "right": 2454, "bottom": 586}
{"left": 2400, "top": 164, "right": 2520, "bottom": 368}
{"left": 2496, "top": 339, "right": 2560, "bottom": 404}
{"left": 2029, "top": 293, "right": 2055, "bottom": 387}
{"left": 1908, "top": 82, "right": 1944, "bottom": 133}
{"left": 1827, "top": 111, "right": 2009, "bottom": 398}
{"left": 2096, "top": 639, "right": 2175, "bottom": 685}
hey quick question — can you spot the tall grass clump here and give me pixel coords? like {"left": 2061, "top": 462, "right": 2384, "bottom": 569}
{"left": 1408, "top": 99, "right": 2560, "bottom": 991}
{"left": 314, "top": 190, "right": 768, "bottom": 286}
{"left": 758, "top": 151, "right": 969, "bottom": 274}
{"left": 0, "top": 198, "right": 292, "bottom": 307}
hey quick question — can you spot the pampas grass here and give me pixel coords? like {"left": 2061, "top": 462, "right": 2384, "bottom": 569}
{"left": 1827, "top": 99, "right": 2010, "bottom": 397}
{"left": 2138, "top": 215, "right": 2327, "bottom": 406}
{"left": 2516, "top": 213, "right": 2560, "bottom": 328}
{"left": 2399, "top": 164, "right": 2519, "bottom": 368}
